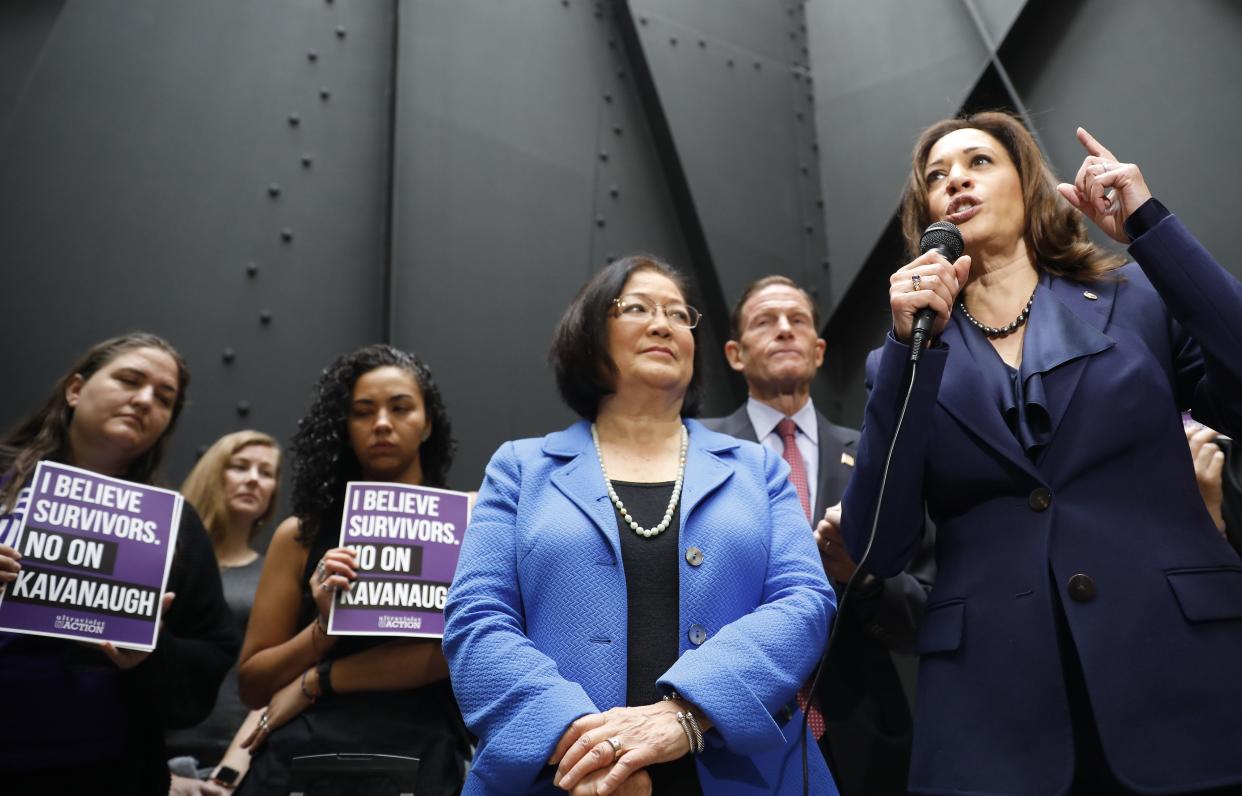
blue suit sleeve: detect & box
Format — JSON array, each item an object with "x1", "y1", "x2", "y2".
[
  {"x1": 443, "y1": 442, "x2": 597, "y2": 792},
  {"x1": 841, "y1": 335, "x2": 949, "y2": 578},
  {"x1": 658, "y1": 448, "x2": 837, "y2": 753},
  {"x1": 1128, "y1": 210, "x2": 1242, "y2": 437}
]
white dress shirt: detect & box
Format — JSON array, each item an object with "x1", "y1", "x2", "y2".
[{"x1": 746, "y1": 397, "x2": 819, "y2": 514}]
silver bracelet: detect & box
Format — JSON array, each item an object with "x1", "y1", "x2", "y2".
[{"x1": 663, "y1": 691, "x2": 705, "y2": 754}]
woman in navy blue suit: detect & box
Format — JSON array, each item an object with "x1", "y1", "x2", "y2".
[
  {"x1": 444, "y1": 256, "x2": 838, "y2": 795},
  {"x1": 842, "y1": 111, "x2": 1242, "y2": 795}
]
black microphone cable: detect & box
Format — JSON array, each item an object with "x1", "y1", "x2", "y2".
[{"x1": 802, "y1": 351, "x2": 923, "y2": 796}]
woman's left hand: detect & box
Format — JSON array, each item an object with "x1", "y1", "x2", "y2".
[
  {"x1": 100, "y1": 592, "x2": 175, "y2": 670},
  {"x1": 551, "y1": 702, "x2": 689, "y2": 794},
  {"x1": 1056, "y1": 127, "x2": 1152, "y2": 244},
  {"x1": 242, "y1": 674, "x2": 313, "y2": 752}
]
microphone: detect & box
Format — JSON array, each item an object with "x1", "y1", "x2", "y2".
[{"x1": 909, "y1": 221, "x2": 964, "y2": 360}]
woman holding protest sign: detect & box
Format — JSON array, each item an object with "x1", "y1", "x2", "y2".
[
  {"x1": 0, "y1": 332, "x2": 238, "y2": 795},
  {"x1": 166, "y1": 430, "x2": 282, "y2": 792},
  {"x1": 235, "y1": 344, "x2": 469, "y2": 796}
]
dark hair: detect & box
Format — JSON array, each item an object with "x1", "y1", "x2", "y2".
[
  {"x1": 900, "y1": 110, "x2": 1124, "y2": 282},
  {"x1": 550, "y1": 255, "x2": 704, "y2": 420},
  {"x1": 1, "y1": 333, "x2": 190, "y2": 511},
  {"x1": 288, "y1": 344, "x2": 454, "y2": 547},
  {"x1": 729, "y1": 275, "x2": 821, "y2": 340}
]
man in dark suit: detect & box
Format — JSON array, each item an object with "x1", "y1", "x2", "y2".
[{"x1": 701, "y1": 275, "x2": 934, "y2": 795}]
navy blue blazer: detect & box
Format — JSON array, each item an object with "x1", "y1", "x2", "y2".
[
  {"x1": 842, "y1": 211, "x2": 1242, "y2": 796},
  {"x1": 444, "y1": 420, "x2": 839, "y2": 795}
]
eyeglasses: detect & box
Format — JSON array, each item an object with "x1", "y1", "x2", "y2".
[{"x1": 611, "y1": 295, "x2": 702, "y2": 329}]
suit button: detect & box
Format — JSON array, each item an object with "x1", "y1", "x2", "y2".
[
  {"x1": 1067, "y1": 574, "x2": 1096, "y2": 603},
  {"x1": 1028, "y1": 487, "x2": 1052, "y2": 512},
  {"x1": 688, "y1": 624, "x2": 708, "y2": 645},
  {"x1": 685, "y1": 546, "x2": 703, "y2": 566}
]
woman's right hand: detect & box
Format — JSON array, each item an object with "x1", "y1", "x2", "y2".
[
  {"x1": 0, "y1": 544, "x2": 21, "y2": 583},
  {"x1": 890, "y1": 251, "x2": 971, "y2": 344},
  {"x1": 309, "y1": 547, "x2": 358, "y2": 624}
]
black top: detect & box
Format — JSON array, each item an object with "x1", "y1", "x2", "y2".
[
  {"x1": 165, "y1": 554, "x2": 265, "y2": 765},
  {"x1": 236, "y1": 518, "x2": 469, "y2": 796},
  {"x1": 0, "y1": 503, "x2": 239, "y2": 795},
  {"x1": 611, "y1": 481, "x2": 701, "y2": 795}
]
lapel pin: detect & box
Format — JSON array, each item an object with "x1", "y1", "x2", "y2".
[
  {"x1": 841, "y1": 452, "x2": 855, "y2": 467},
  {"x1": 1083, "y1": 290, "x2": 1098, "y2": 301}
]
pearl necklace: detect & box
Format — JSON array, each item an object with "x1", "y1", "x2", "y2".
[
  {"x1": 591, "y1": 423, "x2": 688, "y2": 538},
  {"x1": 957, "y1": 289, "x2": 1036, "y2": 338}
]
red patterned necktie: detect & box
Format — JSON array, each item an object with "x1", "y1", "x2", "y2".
[{"x1": 777, "y1": 417, "x2": 826, "y2": 740}]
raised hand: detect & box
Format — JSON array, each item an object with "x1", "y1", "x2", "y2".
[{"x1": 1056, "y1": 127, "x2": 1152, "y2": 243}]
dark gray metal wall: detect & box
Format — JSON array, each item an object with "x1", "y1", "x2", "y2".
[{"x1": 1, "y1": 0, "x2": 1238, "y2": 500}]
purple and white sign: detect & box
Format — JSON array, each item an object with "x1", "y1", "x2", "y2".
[
  {"x1": 328, "y1": 481, "x2": 468, "y2": 638},
  {"x1": 0, "y1": 462, "x2": 181, "y2": 651}
]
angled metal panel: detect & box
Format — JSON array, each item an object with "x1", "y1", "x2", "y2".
[
  {"x1": 0, "y1": 0, "x2": 393, "y2": 485},
  {"x1": 621, "y1": 0, "x2": 827, "y2": 329}
]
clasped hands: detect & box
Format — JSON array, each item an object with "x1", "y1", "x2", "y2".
[{"x1": 549, "y1": 701, "x2": 695, "y2": 795}]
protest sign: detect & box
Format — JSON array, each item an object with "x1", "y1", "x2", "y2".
[
  {"x1": 328, "y1": 481, "x2": 468, "y2": 638},
  {"x1": 0, "y1": 461, "x2": 181, "y2": 651}
]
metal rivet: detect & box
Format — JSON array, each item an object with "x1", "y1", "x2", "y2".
[
  {"x1": 288, "y1": 112, "x2": 300, "y2": 127},
  {"x1": 603, "y1": 92, "x2": 613, "y2": 103},
  {"x1": 307, "y1": 50, "x2": 318, "y2": 62},
  {"x1": 789, "y1": 31, "x2": 797, "y2": 40},
  {"x1": 236, "y1": 400, "x2": 251, "y2": 417},
  {"x1": 616, "y1": 69, "x2": 626, "y2": 80},
  {"x1": 801, "y1": 45, "x2": 808, "y2": 55},
  {"x1": 698, "y1": 39, "x2": 706, "y2": 48},
  {"x1": 805, "y1": 223, "x2": 814, "y2": 235},
  {"x1": 639, "y1": 16, "x2": 647, "y2": 25},
  {"x1": 800, "y1": 163, "x2": 808, "y2": 175},
  {"x1": 259, "y1": 309, "x2": 273, "y2": 324},
  {"x1": 222, "y1": 348, "x2": 236, "y2": 364},
  {"x1": 796, "y1": 111, "x2": 804, "y2": 121},
  {"x1": 246, "y1": 262, "x2": 259, "y2": 277},
  {"x1": 793, "y1": 71, "x2": 801, "y2": 81},
  {"x1": 335, "y1": 26, "x2": 346, "y2": 38},
  {"x1": 612, "y1": 125, "x2": 622, "y2": 136},
  {"x1": 301, "y1": 154, "x2": 313, "y2": 168},
  {"x1": 608, "y1": 38, "x2": 616, "y2": 48},
  {"x1": 609, "y1": 184, "x2": 619, "y2": 197},
  {"x1": 822, "y1": 259, "x2": 831, "y2": 270},
  {"x1": 280, "y1": 228, "x2": 293, "y2": 242},
  {"x1": 268, "y1": 183, "x2": 281, "y2": 197},
  {"x1": 816, "y1": 198, "x2": 824, "y2": 209},
  {"x1": 599, "y1": 150, "x2": 609, "y2": 162},
  {"x1": 561, "y1": 0, "x2": 568, "y2": 5},
  {"x1": 669, "y1": 36, "x2": 677, "y2": 46},
  {"x1": 596, "y1": 215, "x2": 606, "y2": 228},
  {"x1": 754, "y1": 60, "x2": 762, "y2": 69},
  {"x1": 727, "y1": 58, "x2": 734, "y2": 67},
  {"x1": 811, "y1": 142, "x2": 819, "y2": 152},
  {"x1": 319, "y1": 87, "x2": 331, "y2": 100}
]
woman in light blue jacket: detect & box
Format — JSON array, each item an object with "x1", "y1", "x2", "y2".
[{"x1": 444, "y1": 255, "x2": 838, "y2": 795}]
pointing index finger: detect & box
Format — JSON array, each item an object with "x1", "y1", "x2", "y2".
[{"x1": 1076, "y1": 127, "x2": 1116, "y2": 161}]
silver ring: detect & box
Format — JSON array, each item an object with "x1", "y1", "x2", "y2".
[
  {"x1": 606, "y1": 737, "x2": 622, "y2": 761},
  {"x1": 911, "y1": 274, "x2": 922, "y2": 292},
  {"x1": 316, "y1": 560, "x2": 327, "y2": 582}
]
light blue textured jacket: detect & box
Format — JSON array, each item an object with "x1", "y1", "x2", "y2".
[{"x1": 444, "y1": 419, "x2": 838, "y2": 794}]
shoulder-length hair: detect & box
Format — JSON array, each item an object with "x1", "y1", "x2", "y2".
[
  {"x1": 181, "y1": 430, "x2": 282, "y2": 548},
  {"x1": 549, "y1": 254, "x2": 704, "y2": 421},
  {"x1": 900, "y1": 110, "x2": 1124, "y2": 283},
  {"x1": 0, "y1": 332, "x2": 190, "y2": 512},
  {"x1": 288, "y1": 344, "x2": 454, "y2": 548}
]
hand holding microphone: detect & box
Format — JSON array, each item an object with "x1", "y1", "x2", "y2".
[{"x1": 890, "y1": 221, "x2": 971, "y2": 356}]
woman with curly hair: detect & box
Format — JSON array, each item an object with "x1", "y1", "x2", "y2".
[
  {"x1": 235, "y1": 345, "x2": 468, "y2": 796},
  {"x1": 0, "y1": 333, "x2": 237, "y2": 795}
]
